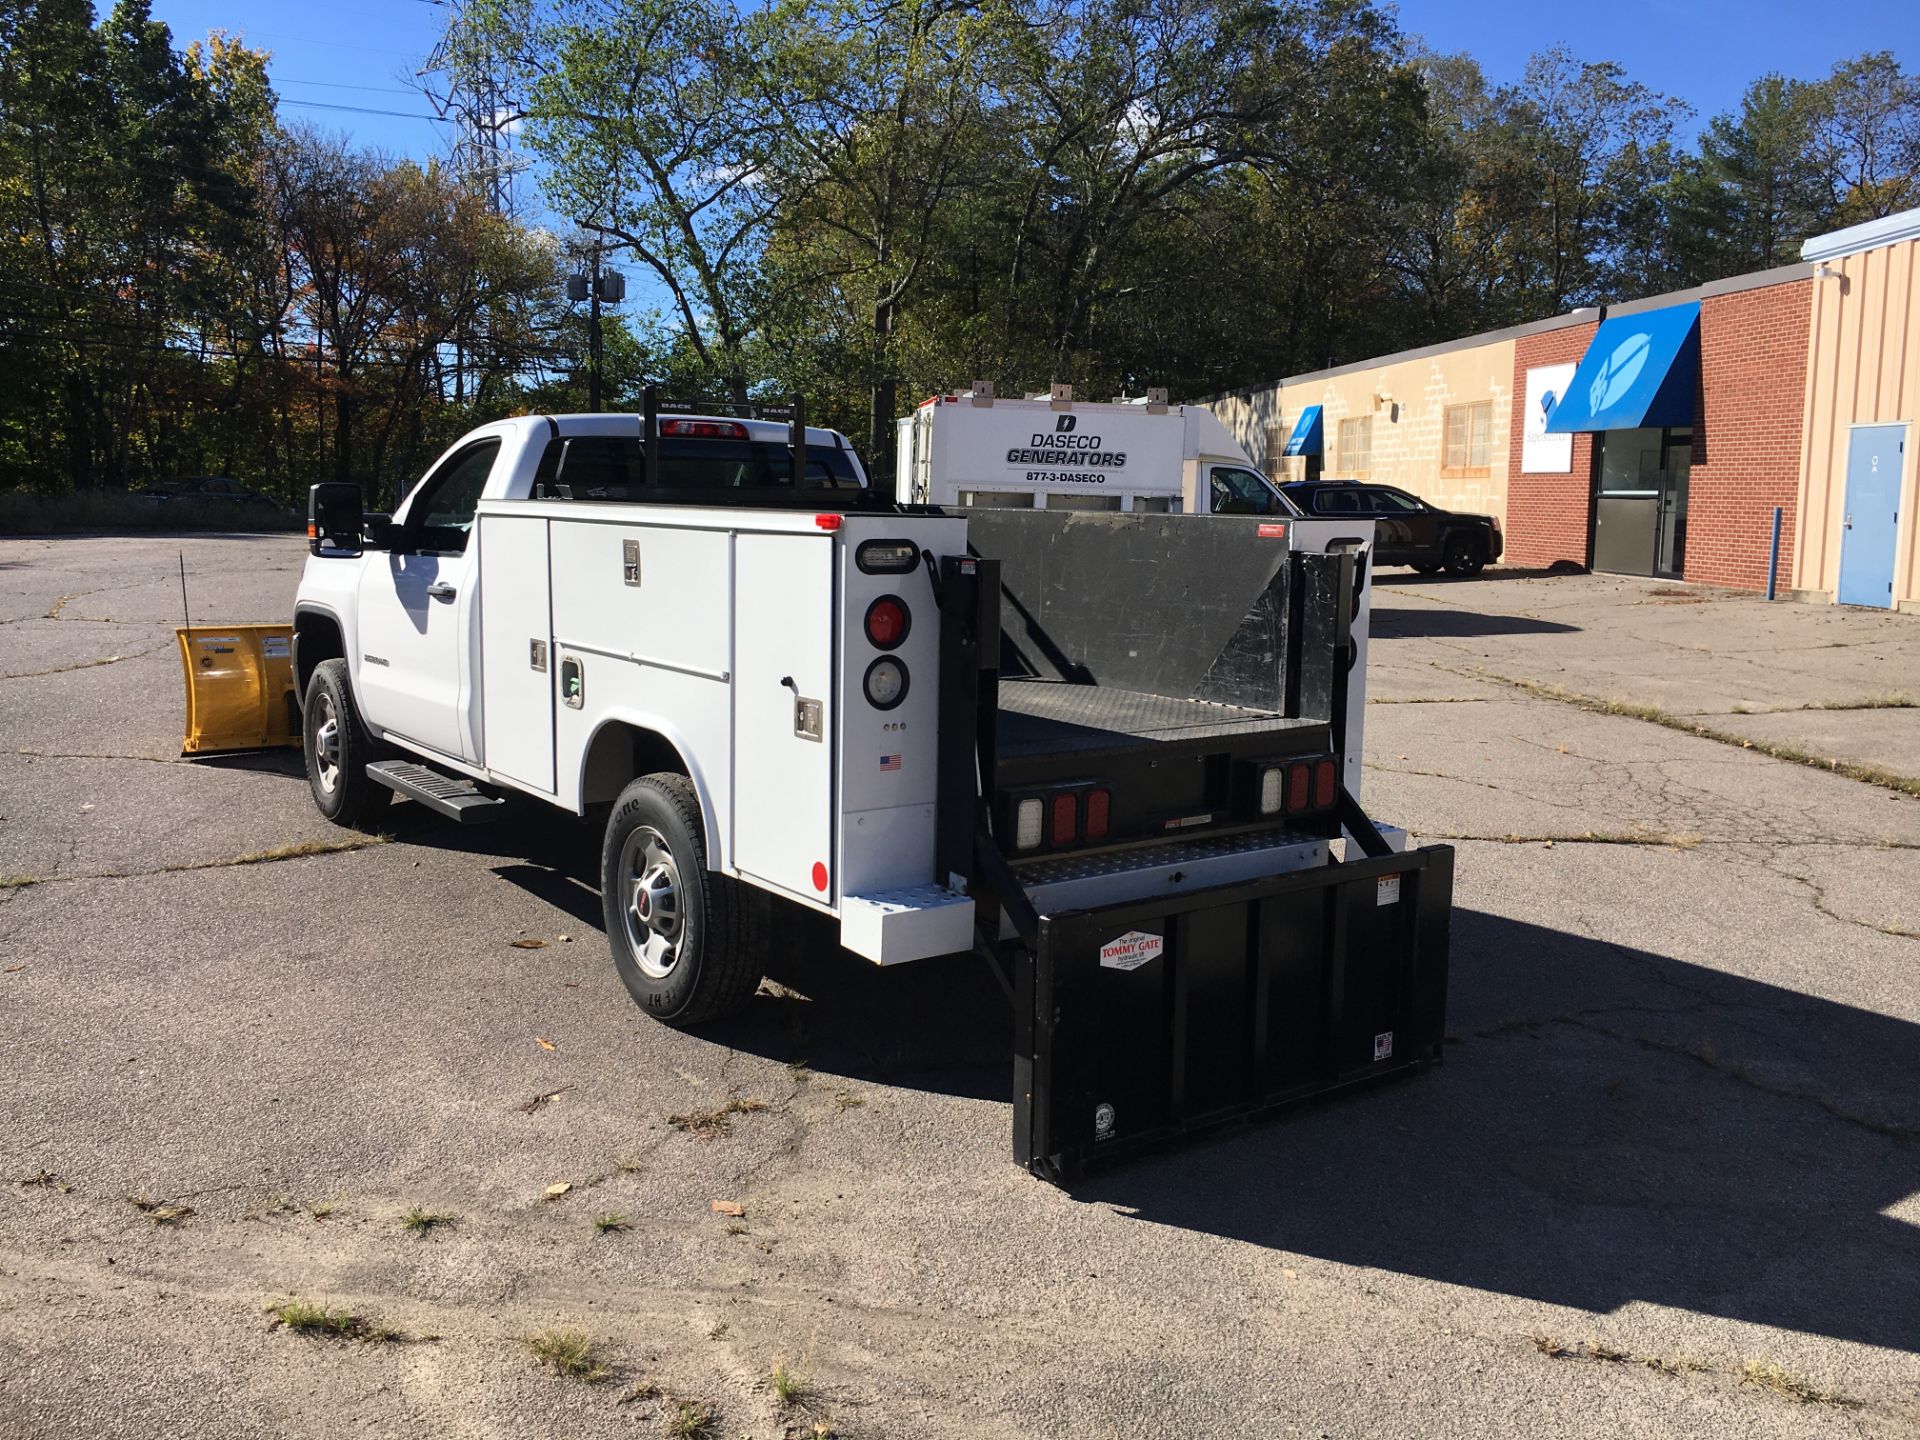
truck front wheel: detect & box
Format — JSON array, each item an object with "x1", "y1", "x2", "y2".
[
  {"x1": 303, "y1": 659, "x2": 391, "y2": 829},
  {"x1": 601, "y1": 774, "x2": 765, "y2": 1027}
]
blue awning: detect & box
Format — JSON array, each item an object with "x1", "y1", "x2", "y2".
[
  {"x1": 1283, "y1": 406, "x2": 1323, "y2": 455},
  {"x1": 1545, "y1": 302, "x2": 1700, "y2": 433}
]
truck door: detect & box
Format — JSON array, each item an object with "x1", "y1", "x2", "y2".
[
  {"x1": 354, "y1": 438, "x2": 498, "y2": 762},
  {"x1": 731, "y1": 531, "x2": 836, "y2": 902}
]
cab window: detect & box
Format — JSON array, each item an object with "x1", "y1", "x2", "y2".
[
  {"x1": 1311, "y1": 487, "x2": 1364, "y2": 515},
  {"x1": 1209, "y1": 466, "x2": 1282, "y2": 515},
  {"x1": 407, "y1": 439, "x2": 500, "y2": 552}
]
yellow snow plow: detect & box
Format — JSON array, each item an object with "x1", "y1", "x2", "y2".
[{"x1": 176, "y1": 624, "x2": 300, "y2": 756}]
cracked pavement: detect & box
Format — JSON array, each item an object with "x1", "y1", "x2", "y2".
[{"x1": 1, "y1": 538, "x2": 1917, "y2": 1439}]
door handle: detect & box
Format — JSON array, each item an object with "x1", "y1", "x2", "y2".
[{"x1": 427, "y1": 581, "x2": 457, "y2": 600}]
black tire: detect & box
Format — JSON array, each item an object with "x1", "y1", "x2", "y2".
[
  {"x1": 1411, "y1": 562, "x2": 1443, "y2": 575},
  {"x1": 1442, "y1": 532, "x2": 1487, "y2": 576},
  {"x1": 601, "y1": 773, "x2": 765, "y2": 1027},
  {"x1": 303, "y1": 659, "x2": 391, "y2": 829}
]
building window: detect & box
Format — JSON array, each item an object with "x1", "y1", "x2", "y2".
[
  {"x1": 1264, "y1": 423, "x2": 1288, "y2": 472},
  {"x1": 1444, "y1": 401, "x2": 1493, "y2": 475},
  {"x1": 1336, "y1": 416, "x2": 1372, "y2": 477}
]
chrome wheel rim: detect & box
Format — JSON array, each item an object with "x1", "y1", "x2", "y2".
[
  {"x1": 620, "y1": 826, "x2": 683, "y2": 980},
  {"x1": 311, "y1": 692, "x2": 341, "y2": 794}
]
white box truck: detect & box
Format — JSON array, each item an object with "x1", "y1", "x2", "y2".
[
  {"x1": 292, "y1": 392, "x2": 1452, "y2": 1179},
  {"x1": 896, "y1": 383, "x2": 1296, "y2": 517}
]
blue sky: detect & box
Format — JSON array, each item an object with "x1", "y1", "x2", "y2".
[{"x1": 148, "y1": 0, "x2": 1918, "y2": 172}]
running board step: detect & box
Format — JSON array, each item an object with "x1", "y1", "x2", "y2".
[{"x1": 366, "y1": 759, "x2": 505, "y2": 823}]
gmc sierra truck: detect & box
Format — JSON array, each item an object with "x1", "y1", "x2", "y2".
[{"x1": 294, "y1": 393, "x2": 1454, "y2": 1179}]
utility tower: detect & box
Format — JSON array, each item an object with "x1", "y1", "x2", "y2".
[{"x1": 420, "y1": 1, "x2": 525, "y2": 214}]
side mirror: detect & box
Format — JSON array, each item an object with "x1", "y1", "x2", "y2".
[{"x1": 308, "y1": 482, "x2": 391, "y2": 555}]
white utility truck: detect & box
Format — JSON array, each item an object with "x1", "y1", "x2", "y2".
[
  {"x1": 896, "y1": 382, "x2": 1296, "y2": 517},
  {"x1": 295, "y1": 392, "x2": 1453, "y2": 1179}
]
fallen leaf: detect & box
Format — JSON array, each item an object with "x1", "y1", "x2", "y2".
[
  {"x1": 535, "y1": 1037, "x2": 557, "y2": 1051},
  {"x1": 544, "y1": 1182, "x2": 571, "y2": 1198},
  {"x1": 3, "y1": 964, "x2": 24, "y2": 973},
  {"x1": 710, "y1": 1200, "x2": 744, "y2": 1217},
  {"x1": 511, "y1": 938, "x2": 548, "y2": 950}
]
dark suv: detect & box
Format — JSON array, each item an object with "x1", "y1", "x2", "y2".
[{"x1": 1277, "y1": 481, "x2": 1502, "y2": 575}]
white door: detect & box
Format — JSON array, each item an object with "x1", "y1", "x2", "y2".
[
  {"x1": 477, "y1": 514, "x2": 554, "y2": 792},
  {"x1": 355, "y1": 438, "x2": 500, "y2": 761},
  {"x1": 731, "y1": 532, "x2": 837, "y2": 902}
]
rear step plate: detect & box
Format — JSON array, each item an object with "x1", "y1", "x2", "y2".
[{"x1": 366, "y1": 760, "x2": 505, "y2": 823}]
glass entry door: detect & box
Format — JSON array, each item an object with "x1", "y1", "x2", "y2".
[{"x1": 1592, "y1": 427, "x2": 1693, "y2": 577}]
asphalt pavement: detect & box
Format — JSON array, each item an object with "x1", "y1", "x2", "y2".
[{"x1": 1, "y1": 537, "x2": 1916, "y2": 1439}]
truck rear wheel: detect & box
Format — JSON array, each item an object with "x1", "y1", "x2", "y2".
[
  {"x1": 303, "y1": 659, "x2": 391, "y2": 829},
  {"x1": 601, "y1": 773, "x2": 765, "y2": 1027}
]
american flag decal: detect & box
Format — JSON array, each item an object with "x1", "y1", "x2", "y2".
[{"x1": 879, "y1": 754, "x2": 902, "y2": 771}]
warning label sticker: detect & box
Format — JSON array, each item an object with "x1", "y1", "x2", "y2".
[
  {"x1": 1374, "y1": 1031, "x2": 1394, "y2": 1061},
  {"x1": 1376, "y1": 874, "x2": 1402, "y2": 907},
  {"x1": 262, "y1": 635, "x2": 291, "y2": 659},
  {"x1": 1098, "y1": 930, "x2": 1164, "y2": 971}
]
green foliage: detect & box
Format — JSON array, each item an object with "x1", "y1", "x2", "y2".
[{"x1": 4, "y1": 2, "x2": 1918, "y2": 500}]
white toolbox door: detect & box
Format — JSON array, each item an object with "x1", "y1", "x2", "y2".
[
  {"x1": 732, "y1": 531, "x2": 836, "y2": 902},
  {"x1": 477, "y1": 514, "x2": 555, "y2": 793}
]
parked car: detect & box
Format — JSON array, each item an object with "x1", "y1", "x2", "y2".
[
  {"x1": 141, "y1": 476, "x2": 292, "y2": 515},
  {"x1": 1276, "y1": 480, "x2": 1502, "y2": 575}
]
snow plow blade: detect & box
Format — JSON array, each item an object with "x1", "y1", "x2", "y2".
[
  {"x1": 1013, "y1": 843, "x2": 1454, "y2": 1182},
  {"x1": 176, "y1": 624, "x2": 300, "y2": 755}
]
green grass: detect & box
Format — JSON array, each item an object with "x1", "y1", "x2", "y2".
[
  {"x1": 593, "y1": 1213, "x2": 630, "y2": 1234},
  {"x1": 663, "y1": 1398, "x2": 713, "y2": 1437},
  {"x1": 524, "y1": 1327, "x2": 610, "y2": 1383},
  {"x1": 399, "y1": 1207, "x2": 456, "y2": 1236},
  {"x1": 270, "y1": 1298, "x2": 401, "y2": 1342},
  {"x1": 770, "y1": 1356, "x2": 813, "y2": 1406}
]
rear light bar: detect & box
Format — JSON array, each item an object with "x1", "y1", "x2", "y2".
[
  {"x1": 660, "y1": 418, "x2": 748, "y2": 440},
  {"x1": 1010, "y1": 785, "x2": 1110, "y2": 853},
  {"x1": 1255, "y1": 755, "x2": 1343, "y2": 818}
]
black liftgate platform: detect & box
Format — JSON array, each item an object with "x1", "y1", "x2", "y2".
[{"x1": 944, "y1": 511, "x2": 1456, "y2": 1181}]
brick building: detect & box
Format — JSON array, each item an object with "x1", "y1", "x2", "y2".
[{"x1": 1204, "y1": 206, "x2": 1920, "y2": 611}]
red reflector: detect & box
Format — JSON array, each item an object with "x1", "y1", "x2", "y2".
[
  {"x1": 1084, "y1": 789, "x2": 1110, "y2": 840},
  {"x1": 1314, "y1": 758, "x2": 1337, "y2": 808},
  {"x1": 814, "y1": 513, "x2": 842, "y2": 531},
  {"x1": 660, "y1": 418, "x2": 748, "y2": 440},
  {"x1": 865, "y1": 596, "x2": 908, "y2": 649},
  {"x1": 1287, "y1": 763, "x2": 1311, "y2": 813},
  {"x1": 1050, "y1": 793, "x2": 1077, "y2": 846},
  {"x1": 1257, "y1": 522, "x2": 1288, "y2": 538}
]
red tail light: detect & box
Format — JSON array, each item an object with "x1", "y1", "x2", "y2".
[
  {"x1": 1084, "y1": 789, "x2": 1110, "y2": 841},
  {"x1": 1314, "y1": 758, "x2": 1338, "y2": 808},
  {"x1": 1050, "y1": 793, "x2": 1078, "y2": 846},
  {"x1": 864, "y1": 595, "x2": 909, "y2": 649},
  {"x1": 1287, "y1": 763, "x2": 1311, "y2": 813},
  {"x1": 660, "y1": 418, "x2": 747, "y2": 440}
]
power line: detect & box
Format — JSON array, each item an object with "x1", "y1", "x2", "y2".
[
  {"x1": 271, "y1": 77, "x2": 424, "y2": 97},
  {"x1": 280, "y1": 98, "x2": 448, "y2": 123}
]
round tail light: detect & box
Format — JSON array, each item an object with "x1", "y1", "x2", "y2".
[{"x1": 865, "y1": 595, "x2": 910, "y2": 650}]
